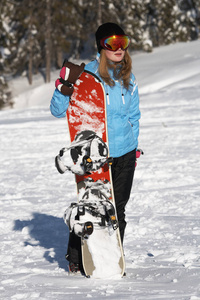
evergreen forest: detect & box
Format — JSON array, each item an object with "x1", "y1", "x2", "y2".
[{"x1": 0, "y1": 0, "x2": 200, "y2": 108}]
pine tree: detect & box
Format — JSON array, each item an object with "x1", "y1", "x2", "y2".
[
  {"x1": 125, "y1": 0, "x2": 146, "y2": 50},
  {"x1": 0, "y1": 53, "x2": 12, "y2": 109},
  {"x1": 50, "y1": 0, "x2": 75, "y2": 67},
  {"x1": 176, "y1": 0, "x2": 200, "y2": 41},
  {"x1": 0, "y1": 0, "x2": 12, "y2": 108},
  {"x1": 155, "y1": 0, "x2": 178, "y2": 45},
  {"x1": 70, "y1": 0, "x2": 99, "y2": 59},
  {"x1": 6, "y1": 0, "x2": 43, "y2": 81}
]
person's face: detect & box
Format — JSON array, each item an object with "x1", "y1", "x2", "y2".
[{"x1": 104, "y1": 48, "x2": 125, "y2": 62}]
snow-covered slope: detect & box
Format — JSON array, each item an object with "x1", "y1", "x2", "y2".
[{"x1": 0, "y1": 40, "x2": 200, "y2": 299}]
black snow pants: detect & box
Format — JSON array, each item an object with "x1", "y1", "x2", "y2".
[
  {"x1": 111, "y1": 148, "x2": 136, "y2": 243},
  {"x1": 66, "y1": 149, "x2": 136, "y2": 264}
]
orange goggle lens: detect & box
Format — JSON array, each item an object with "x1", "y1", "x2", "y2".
[{"x1": 100, "y1": 35, "x2": 130, "y2": 51}]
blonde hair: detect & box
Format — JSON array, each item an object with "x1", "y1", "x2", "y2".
[{"x1": 98, "y1": 49, "x2": 132, "y2": 90}]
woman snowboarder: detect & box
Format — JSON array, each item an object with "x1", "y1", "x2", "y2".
[{"x1": 50, "y1": 22, "x2": 141, "y2": 273}]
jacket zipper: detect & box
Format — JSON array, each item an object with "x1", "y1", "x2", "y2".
[
  {"x1": 106, "y1": 93, "x2": 110, "y2": 105},
  {"x1": 121, "y1": 83, "x2": 125, "y2": 104},
  {"x1": 105, "y1": 82, "x2": 125, "y2": 105}
]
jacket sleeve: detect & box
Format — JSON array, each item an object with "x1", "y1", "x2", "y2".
[
  {"x1": 50, "y1": 89, "x2": 70, "y2": 118},
  {"x1": 129, "y1": 76, "x2": 141, "y2": 148}
]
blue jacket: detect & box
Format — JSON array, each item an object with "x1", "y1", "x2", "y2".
[{"x1": 50, "y1": 55, "x2": 140, "y2": 158}]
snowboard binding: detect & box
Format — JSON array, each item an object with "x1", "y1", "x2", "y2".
[
  {"x1": 81, "y1": 185, "x2": 118, "y2": 230},
  {"x1": 55, "y1": 130, "x2": 113, "y2": 175},
  {"x1": 64, "y1": 180, "x2": 119, "y2": 239},
  {"x1": 73, "y1": 221, "x2": 94, "y2": 238}
]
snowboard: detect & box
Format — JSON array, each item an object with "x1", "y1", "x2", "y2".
[{"x1": 64, "y1": 70, "x2": 125, "y2": 278}]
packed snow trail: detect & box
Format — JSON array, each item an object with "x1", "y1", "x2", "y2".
[{"x1": 0, "y1": 40, "x2": 200, "y2": 299}]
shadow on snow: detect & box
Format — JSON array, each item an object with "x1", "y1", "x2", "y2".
[{"x1": 13, "y1": 212, "x2": 69, "y2": 271}]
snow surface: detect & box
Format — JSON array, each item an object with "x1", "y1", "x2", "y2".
[{"x1": 1, "y1": 40, "x2": 200, "y2": 299}]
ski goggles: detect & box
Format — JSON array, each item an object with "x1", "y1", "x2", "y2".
[{"x1": 100, "y1": 35, "x2": 130, "y2": 51}]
